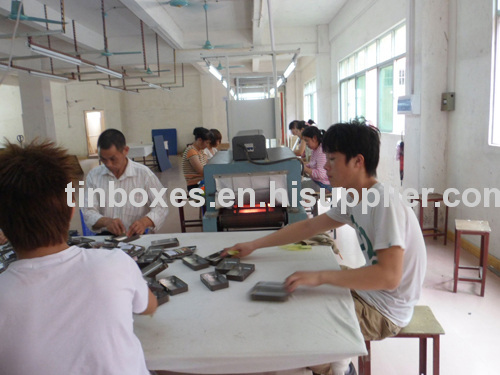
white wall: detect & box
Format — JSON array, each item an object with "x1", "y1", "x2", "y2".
[
  {"x1": 0, "y1": 75, "x2": 23, "y2": 143},
  {"x1": 319, "y1": 0, "x2": 500, "y2": 259},
  {"x1": 446, "y1": 0, "x2": 500, "y2": 255},
  {"x1": 326, "y1": 0, "x2": 406, "y2": 188}
]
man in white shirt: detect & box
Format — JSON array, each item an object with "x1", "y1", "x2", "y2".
[
  {"x1": 0, "y1": 141, "x2": 157, "y2": 375},
  {"x1": 83, "y1": 129, "x2": 168, "y2": 236},
  {"x1": 225, "y1": 119, "x2": 427, "y2": 375}
]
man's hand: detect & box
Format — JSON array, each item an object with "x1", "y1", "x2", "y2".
[
  {"x1": 127, "y1": 217, "x2": 154, "y2": 237},
  {"x1": 222, "y1": 241, "x2": 257, "y2": 258},
  {"x1": 101, "y1": 218, "x2": 127, "y2": 235},
  {"x1": 285, "y1": 271, "x2": 325, "y2": 292}
]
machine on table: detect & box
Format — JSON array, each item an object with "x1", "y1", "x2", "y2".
[{"x1": 203, "y1": 132, "x2": 307, "y2": 232}]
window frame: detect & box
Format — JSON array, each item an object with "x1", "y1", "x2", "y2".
[{"x1": 338, "y1": 22, "x2": 406, "y2": 134}]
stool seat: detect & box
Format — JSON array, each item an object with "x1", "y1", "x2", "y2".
[
  {"x1": 455, "y1": 219, "x2": 491, "y2": 233},
  {"x1": 413, "y1": 193, "x2": 449, "y2": 245},
  {"x1": 358, "y1": 305, "x2": 444, "y2": 375},
  {"x1": 454, "y1": 219, "x2": 490, "y2": 296}
]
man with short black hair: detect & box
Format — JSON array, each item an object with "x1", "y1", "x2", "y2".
[
  {"x1": 83, "y1": 128, "x2": 168, "y2": 236},
  {"x1": 225, "y1": 118, "x2": 427, "y2": 375},
  {"x1": 0, "y1": 141, "x2": 157, "y2": 375}
]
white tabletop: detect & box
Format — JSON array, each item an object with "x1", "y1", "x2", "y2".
[
  {"x1": 129, "y1": 231, "x2": 366, "y2": 374},
  {"x1": 128, "y1": 143, "x2": 154, "y2": 158}
]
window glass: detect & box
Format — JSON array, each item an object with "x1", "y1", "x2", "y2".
[
  {"x1": 356, "y1": 75, "x2": 366, "y2": 118},
  {"x1": 340, "y1": 81, "x2": 348, "y2": 122},
  {"x1": 378, "y1": 33, "x2": 393, "y2": 63},
  {"x1": 356, "y1": 49, "x2": 366, "y2": 72},
  {"x1": 347, "y1": 55, "x2": 355, "y2": 76},
  {"x1": 338, "y1": 22, "x2": 406, "y2": 133},
  {"x1": 365, "y1": 69, "x2": 377, "y2": 125},
  {"x1": 366, "y1": 43, "x2": 377, "y2": 68},
  {"x1": 378, "y1": 64, "x2": 394, "y2": 132},
  {"x1": 394, "y1": 25, "x2": 406, "y2": 56},
  {"x1": 347, "y1": 78, "x2": 356, "y2": 120}
]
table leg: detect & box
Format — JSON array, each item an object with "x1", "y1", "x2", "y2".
[
  {"x1": 433, "y1": 205, "x2": 438, "y2": 240},
  {"x1": 480, "y1": 233, "x2": 489, "y2": 297},
  {"x1": 433, "y1": 335, "x2": 440, "y2": 375},
  {"x1": 453, "y1": 231, "x2": 461, "y2": 293},
  {"x1": 419, "y1": 337, "x2": 427, "y2": 375}
]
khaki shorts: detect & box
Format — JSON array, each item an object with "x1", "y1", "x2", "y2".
[{"x1": 351, "y1": 290, "x2": 401, "y2": 341}]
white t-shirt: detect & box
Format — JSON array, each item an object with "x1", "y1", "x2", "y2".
[
  {"x1": 204, "y1": 147, "x2": 218, "y2": 159},
  {"x1": 326, "y1": 182, "x2": 427, "y2": 326},
  {"x1": 0, "y1": 246, "x2": 151, "y2": 375}
]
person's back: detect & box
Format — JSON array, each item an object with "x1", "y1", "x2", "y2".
[
  {"x1": 0, "y1": 141, "x2": 156, "y2": 375},
  {"x1": 0, "y1": 247, "x2": 150, "y2": 375}
]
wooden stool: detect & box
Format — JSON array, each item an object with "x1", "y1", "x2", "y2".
[
  {"x1": 453, "y1": 219, "x2": 491, "y2": 296},
  {"x1": 178, "y1": 197, "x2": 204, "y2": 232},
  {"x1": 358, "y1": 306, "x2": 445, "y2": 375},
  {"x1": 413, "y1": 193, "x2": 449, "y2": 245}
]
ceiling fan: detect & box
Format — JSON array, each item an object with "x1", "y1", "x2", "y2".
[
  {"x1": 7, "y1": 0, "x2": 66, "y2": 25},
  {"x1": 198, "y1": 1, "x2": 241, "y2": 50},
  {"x1": 130, "y1": 66, "x2": 171, "y2": 75},
  {"x1": 216, "y1": 61, "x2": 244, "y2": 71}
]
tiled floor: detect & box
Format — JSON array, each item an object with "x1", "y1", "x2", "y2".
[{"x1": 76, "y1": 155, "x2": 500, "y2": 375}]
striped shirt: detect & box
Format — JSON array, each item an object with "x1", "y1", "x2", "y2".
[
  {"x1": 82, "y1": 159, "x2": 168, "y2": 232},
  {"x1": 182, "y1": 145, "x2": 207, "y2": 186}
]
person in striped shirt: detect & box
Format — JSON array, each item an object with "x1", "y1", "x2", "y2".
[
  {"x1": 82, "y1": 129, "x2": 168, "y2": 236},
  {"x1": 301, "y1": 126, "x2": 333, "y2": 193},
  {"x1": 182, "y1": 127, "x2": 212, "y2": 191}
]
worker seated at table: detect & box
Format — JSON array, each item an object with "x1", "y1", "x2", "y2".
[
  {"x1": 204, "y1": 128, "x2": 222, "y2": 159},
  {"x1": 289, "y1": 119, "x2": 309, "y2": 159},
  {"x1": 0, "y1": 140, "x2": 157, "y2": 375},
  {"x1": 225, "y1": 118, "x2": 427, "y2": 375},
  {"x1": 82, "y1": 129, "x2": 168, "y2": 236},
  {"x1": 300, "y1": 125, "x2": 333, "y2": 193},
  {"x1": 182, "y1": 127, "x2": 212, "y2": 191}
]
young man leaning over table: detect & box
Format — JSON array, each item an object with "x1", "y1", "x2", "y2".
[
  {"x1": 224, "y1": 118, "x2": 427, "y2": 375},
  {"x1": 0, "y1": 141, "x2": 157, "y2": 375}
]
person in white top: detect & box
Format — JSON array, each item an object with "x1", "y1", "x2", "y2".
[
  {"x1": 82, "y1": 129, "x2": 168, "y2": 236},
  {"x1": 224, "y1": 119, "x2": 427, "y2": 375},
  {"x1": 204, "y1": 128, "x2": 222, "y2": 159},
  {"x1": 0, "y1": 141, "x2": 157, "y2": 375}
]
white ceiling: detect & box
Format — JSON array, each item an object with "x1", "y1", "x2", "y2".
[{"x1": 0, "y1": 0, "x2": 347, "y2": 89}]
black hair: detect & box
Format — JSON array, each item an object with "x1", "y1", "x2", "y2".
[
  {"x1": 307, "y1": 119, "x2": 315, "y2": 125},
  {"x1": 288, "y1": 120, "x2": 308, "y2": 131},
  {"x1": 97, "y1": 129, "x2": 126, "y2": 151},
  {"x1": 193, "y1": 127, "x2": 211, "y2": 141},
  {"x1": 0, "y1": 141, "x2": 78, "y2": 251},
  {"x1": 323, "y1": 117, "x2": 381, "y2": 177},
  {"x1": 209, "y1": 128, "x2": 222, "y2": 147},
  {"x1": 302, "y1": 126, "x2": 325, "y2": 145}
]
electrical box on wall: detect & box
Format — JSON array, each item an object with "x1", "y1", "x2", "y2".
[
  {"x1": 441, "y1": 92, "x2": 455, "y2": 111},
  {"x1": 397, "y1": 95, "x2": 420, "y2": 115}
]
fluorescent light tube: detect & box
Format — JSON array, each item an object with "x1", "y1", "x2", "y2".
[
  {"x1": 222, "y1": 79, "x2": 228, "y2": 88},
  {"x1": 277, "y1": 77, "x2": 284, "y2": 87},
  {"x1": 148, "y1": 82, "x2": 162, "y2": 89},
  {"x1": 29, "y1": 70, "x2": 69, "y2": 81},
  {"x1": 283, "y1": 60, "x2": 296, "y2": 79},
  {"x1": 29, "y1": 44, "x2": 82, "y2": 66},
  {"x1": 94, "y1": 65, "x2": 123, "y2": 79},
  {"x1": 208, "y1": 64, "x2": 222, "y2": 81}
]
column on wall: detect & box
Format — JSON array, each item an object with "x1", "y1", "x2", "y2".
[
  {"x1": 404, "y1": 0, "x2": 450, "y2": 193},
  {"x1": 17, "y1": 73, "x2": 57, "y2": 143}
]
